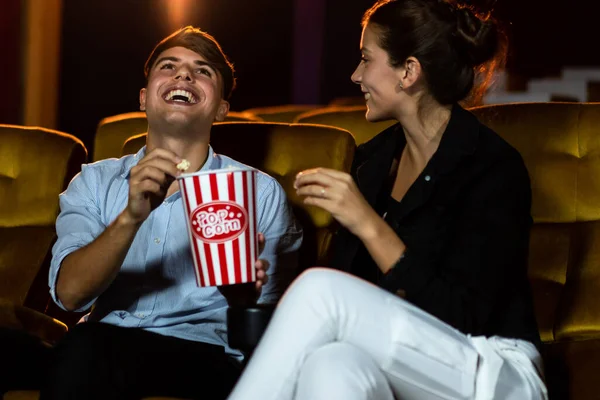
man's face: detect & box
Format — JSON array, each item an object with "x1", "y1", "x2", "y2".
[{"x1": 139, "y1": 46, "x2": 229, "y2": 129}]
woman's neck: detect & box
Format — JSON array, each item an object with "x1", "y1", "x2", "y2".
[{"x1": 397, "y1": 102, "x2": 452, "y2": 167}]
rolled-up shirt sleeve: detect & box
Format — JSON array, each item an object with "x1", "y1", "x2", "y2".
[
  {"x1": 49, "y1": 164, "x2": 106, "y2": 312},
  {"x1": 255, "y1": 177, "x2": 303, "y2": 304}
]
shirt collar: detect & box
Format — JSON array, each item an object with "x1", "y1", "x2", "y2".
[{"x1": 120, "y1": 145, "x2": 218, "y2": 179}]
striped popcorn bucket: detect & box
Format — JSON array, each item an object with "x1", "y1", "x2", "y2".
[{"x1": 177, "y1": 167, "x2": 258, "y2": 287}]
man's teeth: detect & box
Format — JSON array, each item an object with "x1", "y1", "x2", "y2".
[
  {"x1": 165, "y1": 89, "x2": 196, "y2": 103},
  {"x1": 364, "y1": 93, "x2": 371, "y2": 100}
]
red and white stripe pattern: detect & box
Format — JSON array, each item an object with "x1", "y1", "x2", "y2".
[{"x1": 178, "y1": 168, "x2": 258, "y2": 287}]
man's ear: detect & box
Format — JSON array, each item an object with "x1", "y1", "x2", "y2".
[
  {"x1": 139, "y1": 88, "x2": 147, "y2": 111},
  {"x1": 214, "y1": 100, "x2": 230, "y2": 122}
]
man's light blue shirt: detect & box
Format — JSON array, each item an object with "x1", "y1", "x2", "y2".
[{"x1": 50, "y1": 146, "x2": 302, "y2": 356}]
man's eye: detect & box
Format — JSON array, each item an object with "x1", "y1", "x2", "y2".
[
  {"x1": 197, "y1": 67, "x2": 212, "y2": 77},
  {"x1": 161, "y1": 63, "x2": 175, "y2": 70},
  {"x1": 361, "y1": 56, "x2": 369, "y2": 63}
]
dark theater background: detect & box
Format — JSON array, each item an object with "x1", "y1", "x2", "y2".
[
  {"x1": 4, "y1": 2, "x2": 600, "y2": 400},
  {"x1": 1, "y1": 0, "x2": 598, "y2": 154}
]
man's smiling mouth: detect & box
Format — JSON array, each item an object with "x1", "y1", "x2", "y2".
[{"x1": 163, "y1": 89, "x2": 198, "y2": 104}]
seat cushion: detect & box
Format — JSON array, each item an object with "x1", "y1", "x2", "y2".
[
  {"x1": 544, "y1": 338, "x2": 600, "y2": 400},
  {"x1": 0, "y1": 227, "x2": 56, "y2": 307},
  {"x1": 0, "y1": 300, "x2": 67, "y2": 345},
  {"x1": 3, "y1": 390, "x2": 39, "y2": 400}
]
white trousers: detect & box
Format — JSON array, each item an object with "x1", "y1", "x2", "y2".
[{"x1": 228, "y1": 268, "x2": 548, "y2": 400}]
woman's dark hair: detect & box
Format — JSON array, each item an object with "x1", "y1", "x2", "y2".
[
  {"x1": 145, "y1": 26, "x2": 236, "y2": 99},
  {"x1": 363, "y1": 0, "x2": 506, "y2": 106}
]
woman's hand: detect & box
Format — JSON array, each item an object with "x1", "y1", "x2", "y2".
[{"x1": 294, "y1": 168, "x2": 378, "y2": 239}]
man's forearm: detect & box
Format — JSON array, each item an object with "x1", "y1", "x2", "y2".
[{"x1": 56, "y1": 211, "x2": 142, "y2": 311}]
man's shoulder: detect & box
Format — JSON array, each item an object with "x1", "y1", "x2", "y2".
[
  {"x1": 67, "y1": 155, "x2": 136, "y2": 197},
  {"x1": 79, "y1": 154, "x2": 136, "y2": 180}
]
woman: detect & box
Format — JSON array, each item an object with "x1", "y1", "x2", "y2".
[{"x1": 228, "y1": 0, "x2": 548, "y2": 399}]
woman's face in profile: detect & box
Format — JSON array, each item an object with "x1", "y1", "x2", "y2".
[{"x1": 351, "y1": 24, "x2": 404, "y2": 122}]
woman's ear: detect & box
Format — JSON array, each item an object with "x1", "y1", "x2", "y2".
[{"x1": 397, "y1": 56, "x2": 422, "y2": 91}]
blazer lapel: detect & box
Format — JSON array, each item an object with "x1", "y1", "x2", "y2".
[
  {"x1": 330, "y1": 124, "x2": 400, "y2": 272},
  {"x1": 355, "y1": 124, "x2": 402, "y2": 209},
  {"x1": 376, "y1": 105, "x2": 480, "y2": 223}
]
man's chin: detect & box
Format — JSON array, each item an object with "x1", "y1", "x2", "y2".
[
  {"x1": 148, "y1": 113, "x2": 205, "y2": 134},
  {"x1": 162, "y1": 111, "x2": 208, "y2": 126}
]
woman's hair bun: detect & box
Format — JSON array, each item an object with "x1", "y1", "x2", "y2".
[{"x1": 454, "y1": 7, "x2": 499, "y2": 66}]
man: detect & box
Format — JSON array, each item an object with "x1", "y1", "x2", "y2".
[{"x1": 41, "y1": 26, "x2": 302, "y2": 399}]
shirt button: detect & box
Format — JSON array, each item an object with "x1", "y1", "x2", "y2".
[
  {"x1": 136, "y1": 313, "x2": 145, "y2": 318},
  {"x1": 154, "y1": 237, "x2": 161, "y2": 244},
  {"x1": 424, "y1": 175, "x2": 431, "y2": 182}
]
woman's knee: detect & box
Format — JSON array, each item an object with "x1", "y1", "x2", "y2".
[
  {"x1": 296, "y1": 343, "x2": 394, "y2": 400},
  {"x1": 275, "y1": 268, "x2": 342, "y2": 313},
  {"x1": 286, "y1": 268, "x2": 341, "y2": 298}
]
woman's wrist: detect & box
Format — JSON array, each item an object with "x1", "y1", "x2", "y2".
[
  {"x1": 356, "y1": 209, "x2": 407, "y2": 274},
  {"x1": 353, "y1": 208, "x2": 382, "y2": 241}
]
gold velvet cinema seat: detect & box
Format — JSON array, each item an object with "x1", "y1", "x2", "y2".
[
  {"x1": 93, "y1": 111, "x2": 148, "y2": 162},
  {"x1": 470, "y1": 102, "x2": 600, "y2": 400},
  {"x1": 241, "y1": 104, "x2": 321, "y2": 123},
  {"x1": 92, "y1": 111, "x2": 262, "y2": 162},
  {"x1": 0, "y1": 124, "x2": 87, "y2": 344},
  {"x1": 293, "y1": 105, "x2": 396, "y2": 145},
  {"x1": 0, "y1": 125, "x2": 86, "y2": 400}
]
